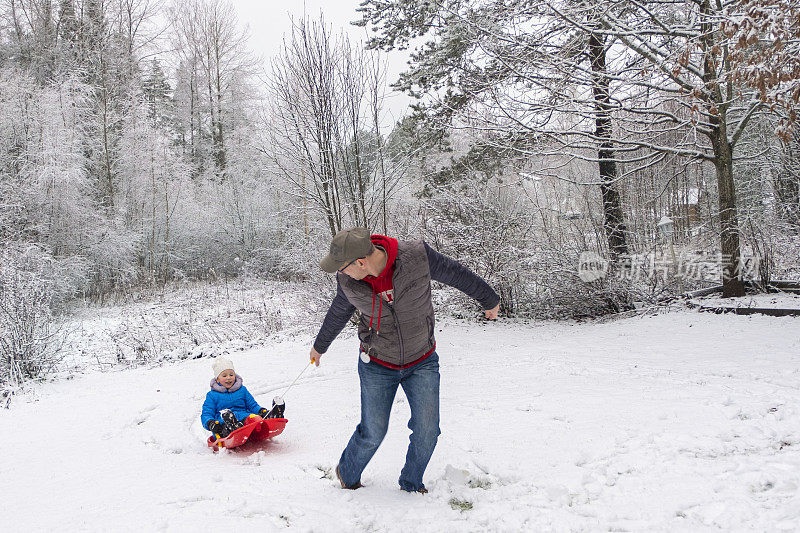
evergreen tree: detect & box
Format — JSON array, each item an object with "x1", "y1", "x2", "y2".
[
  {"x1": 356, "y1": 0, "x2": 631, "y2": 256},
  {"x1": 142, "y1": 58, "x2": 173, "y2": 128}
]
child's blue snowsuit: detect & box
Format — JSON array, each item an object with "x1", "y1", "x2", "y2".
[{"x1": 201, "y1": 375, "x2": 264, "y2": 429}]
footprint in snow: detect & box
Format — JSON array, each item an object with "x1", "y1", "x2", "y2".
[{"x1": 130, "y1": 404, "x2": 159, "y2": 426}]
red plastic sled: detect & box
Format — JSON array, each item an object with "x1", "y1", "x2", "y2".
[{"x1": 207, "y1": 416, "x2": 288, "y2": 451}]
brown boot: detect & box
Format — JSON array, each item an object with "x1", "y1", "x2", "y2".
[{"x1": 335, "y1": 464, "x2": 363, "y2": 490}]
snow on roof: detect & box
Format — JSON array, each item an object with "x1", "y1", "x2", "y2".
[{"x1": 678, "y1": 188, "x2": 701, "y2": 205}]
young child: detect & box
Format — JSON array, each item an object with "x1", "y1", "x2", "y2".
[{"x1": 201, "y1": 358, "x2": 286, "y2": 440}]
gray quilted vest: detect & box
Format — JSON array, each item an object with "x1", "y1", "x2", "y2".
[{"x1": 337, "y1": 240, "x2": 435, "y2": 367}]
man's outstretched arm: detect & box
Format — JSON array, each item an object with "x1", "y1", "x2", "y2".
[
  {"x1": 311, "y1": 277, "x2": 356, "y2": 365},
  {"x1": 424, "y1": 242, "x2": 500, "y2": 317}
]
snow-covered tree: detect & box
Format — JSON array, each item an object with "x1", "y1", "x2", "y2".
[
  {"x1": 266, "y1": 16, "x2": 400, "y2": 237},
  {"x1": 170, "y1": 0, "x2": 255, "y2": 181},
  {"x1": 726, "y1": 0, "x2": 800, "y2": 137},
  {"x1": 356, "y1": 0, "x2": 632, "y2": 257},
  {"x1": 357, "y1": 0, "x2": 783, "y2": 297}
]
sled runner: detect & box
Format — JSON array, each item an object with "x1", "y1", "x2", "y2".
[{"x1": 207, "y1": 415, "x2": 287, "y2": 451}]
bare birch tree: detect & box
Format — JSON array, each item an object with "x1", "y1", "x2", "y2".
[
  {"x1": 170, "y1": 0, "x2": 253, "y2": 180},
  {"x1": 265, "y1": 16, "x2": 402, "y2": 237}
]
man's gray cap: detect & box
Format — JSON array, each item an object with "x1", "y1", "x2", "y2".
[{"x1": 319, "y1": 227, "x2": 373, "y2": 273}]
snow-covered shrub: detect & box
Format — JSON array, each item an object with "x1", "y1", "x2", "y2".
[
  {"x1": 421, "y1": 179, "x2": 632, "y2": 318},
  {"x1": 0, "y1": 245, "x2": 75, "y2": 393},
  {"x1": 731, "y1": 116, "x2": 800, "y2": 285},
  {"x1": 239, "y1": 220, "x2": 331, "y2": 283}
]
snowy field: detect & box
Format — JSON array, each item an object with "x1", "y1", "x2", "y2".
[
  {"x1": 3, "y1": 310, "x2": 800, "y2": 531},
  {"x1": 55, "y1": 279, "x2": 329, "y2": 370}
]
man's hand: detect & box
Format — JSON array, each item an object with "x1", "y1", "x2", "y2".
[
  {"x1": 310, "y1": 347, "x2": 322, "y2": 366},
  {"x1": 484, "y1": 303, "x2": 500, "y2": 320}
]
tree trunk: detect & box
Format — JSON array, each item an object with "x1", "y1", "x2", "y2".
[
  {"x1": 589, "y1": 31, "x2": 628, "y2": 257},
  {"x1": 713, "y1": 136, "x2": 746, "y2": 297},
  {"x1": 301, "y1": 164, "x2": 309, "y2": 240},
  {"x1": 150, "y1": 152, "x2": 157, "y2": 282},
  {"x1": 699, "y1": 0, "x2": 745, "y2": 298},
  {"x1": 101, "y1": 82, "x2": 114, "y2": 208},
  {"x1": 189, "y1": 55, "x2": 197, "y2": 174},
  {"x1": 213, "y1": 43, "x2": 227, "y2": 177}
]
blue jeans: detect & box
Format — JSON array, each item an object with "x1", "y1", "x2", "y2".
[{"x1": 338, "y1": 352, "x2": 441, "y2": 492}]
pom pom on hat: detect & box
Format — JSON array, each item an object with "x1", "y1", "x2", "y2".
[{"x1": 213, "y1": 357, "x2": 235, "y2": 378}]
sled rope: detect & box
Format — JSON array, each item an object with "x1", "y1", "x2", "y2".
[
  {"x1": 280, "y1": 360, "x2": 313, "y2": 398},
  {"x1": 262, "y1": 361, "x2": 313, "y2": 417}
]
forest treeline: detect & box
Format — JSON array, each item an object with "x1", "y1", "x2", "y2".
[{"x1": 1, "y1": 0, "x2": 799, "y2": 387}]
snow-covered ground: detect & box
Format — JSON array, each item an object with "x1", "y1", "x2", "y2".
[
  {"x1": 690, "y1": 292, "x2": 800, "y2": 311},
  {"x1": 3, "y1": 310, "x2": 800, "y2": 531},
  {"x1": 56, "y1": 279, "x2": 329, "y2": 371}
]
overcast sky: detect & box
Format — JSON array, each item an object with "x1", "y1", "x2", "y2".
[{"x1": 233, "y1": 0, "x2": 413, "y2": 128}]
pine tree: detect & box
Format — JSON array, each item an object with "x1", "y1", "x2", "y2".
[
  {"x1": 142, "y1": 59, "x2": 173, "y2": 127},
  {"x1": 356, "y1": 0, "x2": 631, "y2": 257}
]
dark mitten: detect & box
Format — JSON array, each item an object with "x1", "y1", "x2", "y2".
[
  {"x1": 206, "y1": 420, "x2": 228, "y2": 438},
  {"x1": 257, "y1": 408, "x2": 270, "y2": 419},
  {"x1": 220, "y1": 409, "x2": 243, "y2": 432}
]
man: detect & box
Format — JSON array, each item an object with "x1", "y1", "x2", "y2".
[{"x1": 310, "y1": 227, "x2": 500, "y2": 493}]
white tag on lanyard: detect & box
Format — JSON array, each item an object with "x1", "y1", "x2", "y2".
[{"x1": 360, "y1": 351, "x2": 371, "y2": 364}]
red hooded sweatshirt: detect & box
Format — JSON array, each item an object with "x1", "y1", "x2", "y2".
[{"x1": 364, "y1": 234, "x2": 398, "y2": 303}]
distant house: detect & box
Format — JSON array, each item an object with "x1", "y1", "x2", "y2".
[{"x1": 671, "y1": 187, "x2": 704, "y2": 227}]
